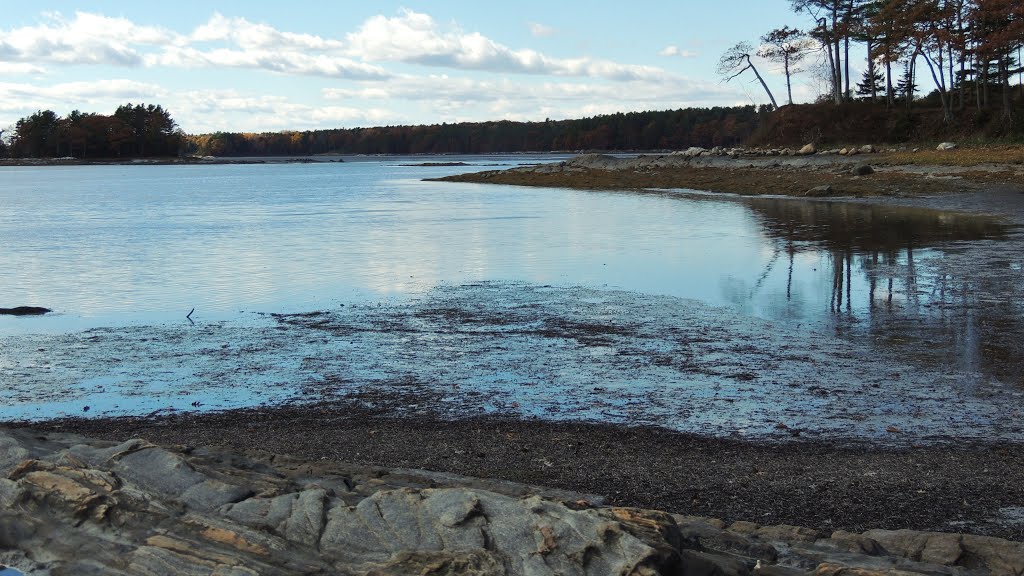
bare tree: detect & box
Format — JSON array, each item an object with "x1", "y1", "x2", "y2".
[
  {"x1": 758, "y1": 27, "x2": 816, "y2": 104},
  {"x1": 718, "y1": 42, "x2": 780, "y2": 109}
]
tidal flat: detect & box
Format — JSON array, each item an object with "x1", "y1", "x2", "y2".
[{"x1": 4, "y1": 155, "x2": 1024, "y2": 548}]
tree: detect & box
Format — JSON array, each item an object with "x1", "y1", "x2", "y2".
[
  {"x1": 856, "y1": 68, "x2": 888, "y2": 99},
  {"x1": 758, "y1": 27, "x2": 816, "y2": 104},
  {"x1": 12, "y1": 110, "x2": 60, "y2": 158},
  {"x1": 970, "y1": 0, "x2": 1024, "y2": 121},
  {"x1": 895, "y1": 61, "x2": 920, "y2": 101},
  {"x1": 792, "y1": 0, "x2": 851, "y2": 104},
  {"x1": 717, "y1": 42, "x2": 780, "y2": 110},
  {"x1": 114, "y1": 103, "x2": 184, "y2": 156}
]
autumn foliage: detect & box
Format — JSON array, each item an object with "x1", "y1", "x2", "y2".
[{"x1": 3, "y1": 103, "x2": 184, "y2": 159}]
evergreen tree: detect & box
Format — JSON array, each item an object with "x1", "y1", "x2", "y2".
[
  {"x1": 856, "y1": 67, "x2": 887, "y2": 100},
  {"x1": 895, "y1": 62, "x2": 919, "y2": 102}
]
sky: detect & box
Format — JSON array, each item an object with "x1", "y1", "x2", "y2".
[{"x1": 0, "y1": 1, "x2": 827, "y2": 134}]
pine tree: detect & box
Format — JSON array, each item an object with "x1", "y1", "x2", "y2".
[
  {"x1": 894, "y1": 63, "x2": 918, "y2": 102},
  {"x1": 856, "y1": 68, "x2": 886, "y2": 100}
]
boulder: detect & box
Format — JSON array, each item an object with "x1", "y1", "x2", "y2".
[
  {"x1": 936, "y1": 142, "x2": 957, "y2": 151},
  {"x1": 799, "y1": 144, "x2": 817, "y2": 155},
  {"x1": 859, "y1": 145, "x2": 875, "y2": 154},
  {"x1": 839, "y1": 148, "x2": 849, "y2": 156},
  {"x1": 805, "y1": 185, "x2": 834, "y2": 197},
  {"x1": 851, "y1": 165, "x2": 875, "y2": 176}
]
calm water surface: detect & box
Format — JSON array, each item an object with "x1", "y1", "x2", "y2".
[
  {"x1": 1, "y1": 156, "x2": 1005, "y2": 331},
  {"x1": 2, "y1": 155, "x2": 1023, "y2": 428}
]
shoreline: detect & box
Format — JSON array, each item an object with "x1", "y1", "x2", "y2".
[
  {"x1": 16, "y1": 402, "x2": 1024, "y2": 542},
  {"x1": 4, "y1": 423, "x2": 1023, "y2": 575},
  {"x1": 434, "y1": 149, "x2": 1024, "y2": 201},
  {"x1": 5, "y1": 151, "x2": 1024, "y2": 572}
]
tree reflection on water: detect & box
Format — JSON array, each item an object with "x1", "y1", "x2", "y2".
[{"x1": 745, "y1": 198, "x2": 1023, "y2": 384}]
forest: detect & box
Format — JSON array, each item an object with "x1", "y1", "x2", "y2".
[
  {"x1": 721, "y1": 0, "x2": 1023, "y2": 123},
  {"x1": 0, "y1": 104, "x2": 184, "y2": 159},
  {"x1": 0, "y1": 0, "x2": 1020, "y2": 159}
]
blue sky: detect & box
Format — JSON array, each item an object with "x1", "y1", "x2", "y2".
[{"x1": 1, "y1": 1, "x2": 824, "y2": 133}]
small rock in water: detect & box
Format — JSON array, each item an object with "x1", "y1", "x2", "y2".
[
  {"x1": 851, "y1": 164, "x2": 875, "y2": 176},
  {"x1": 0, "y1": 306, "x2": 51, "y2": 316}
]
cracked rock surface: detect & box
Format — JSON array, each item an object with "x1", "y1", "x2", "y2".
[{"x1": 2, "y1": 428, "x2": 1022, "y2": 575}]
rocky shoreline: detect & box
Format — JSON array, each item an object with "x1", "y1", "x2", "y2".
[
  {"x1": 20, "y1": 404, "x2": 1024, "y2": 540},
  {"x1": 435, "y1": 148, "x2": 1024, "y2": 199},
  {"x1": 2, "y1": 425, "x2": 1022, "y2": 575},
  {"x1": 6, "y1": 149, "x2": 1024, "y2": 574}
]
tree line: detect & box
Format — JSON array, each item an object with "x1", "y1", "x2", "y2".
[
  {"x1": 187, "y1": 107, "x2": 767, "y2": 156},
  {"x1": 720, "y1": 0, "x2": 1023, "y2": 125},
  {"x1": 1, "y1": 104, "x2": 185, "y2": 159}
]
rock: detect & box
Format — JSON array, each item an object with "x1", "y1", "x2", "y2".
[
  {"x1": 564, "y1": 153, "x2": 625, "y2": 170},
  {"x1": 851, "y1": 165, "x2": 875, "y2": 176},
  {"x1": 755, "y1": 524, "x2": 827, "y2": 544},
  {"x1": 839, "y1": 148, "x2": 849, "y2": 156},
  {"x1": 813, "y1": 562, "x2": 917, "y2": 576},
  {"x1": 936, "y1": 142, "x2": 957, "y2": 151},
  {"x1": 863, "y1": 529, "x2": 1024, "y2": 575},
  {"x1": 671, "y1": 147, "x2": 707, "y2": 158},
  {"x1": 799, "y1": 144, "x2": 817, "y2": 155},
  {"x1": 805, "y1": 185, "x2": 835, "y2": 197},
  {"x1": 3, "y1": 427, "x2": 1023, "y2": 576},
  {"x1": 828, "y1": 530, "x2": 888, "y2": 556},
  {"x1": 680, "y1": 549, "x2": 752, "y2": 576},
  {"x1": 0, "y1": 428, "x2": 684, "y2": 575},
  {"x1": 860, "y1": 145, "x2": 875, "y2": 154},
  {"x1": 0, "y1": 307, "x2": 50, "y2": 316},
  {"x1": 676, "y1": 517, "x2": 778, "y2": 561}
]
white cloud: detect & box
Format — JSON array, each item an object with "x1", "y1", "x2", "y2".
[
  {"x1": 528, "y1": 22, "x2": 556, "y2": 37},
  {"x1": 0, "y1": 79, "x2": 168, "y2": 127},
  {"x1": 324, "y1": 74, "x2": 731, "y2": 104},
  {"x1": 191, "y1": 13, "x2": 346, "y2": 52},
  {"x1": 660, "y1": 46, "x2": 699, "y2": 58},
  {"x1": 1, "y1": 9, "x2": 682, "y2": 84},
  {"x1": 147, "y1": 46, "x2": 389, "y2": 79},
  {"x1": 345, "y1": 9, "x2": 669, "y2": 82},
  {"x1": 0, "y1": 62, "x2": 46, "y2": 75},
  {"x1": 323, "y1": 73, "x2": 738, "y2": 123},
  {"x1": 0, "y1": 79, "x2": 165, "y2": 103},
  {"x1": 0, "y1": 11, "x2": 180, "y2": 67},
  {"x1": 173, "y1": 89, "x2": 394, "y2": 132}
]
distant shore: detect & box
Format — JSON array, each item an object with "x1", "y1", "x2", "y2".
[
  {"x1": 435, "y1": 145, "x2": 1024, "y2": 199},
  {"x1": 0, "y1": 155, "x2": 344, "y2": 167}
]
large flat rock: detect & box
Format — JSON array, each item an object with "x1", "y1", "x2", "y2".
[{"x1": 0, "y1": 427, "x2": 1020, "y2": 575}]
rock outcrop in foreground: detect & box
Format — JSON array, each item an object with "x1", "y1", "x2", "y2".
[{"x1": 1, "y1": 428, "x2": 1021, "y2": 575}]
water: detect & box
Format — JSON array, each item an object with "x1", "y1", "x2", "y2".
[
  {"x1": 0, "y1": 157, "x2": 1007, "y2": 330},
  {"x1": 1, "y1": 155, "x2": 1023, "y2": 437}
]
